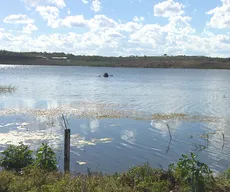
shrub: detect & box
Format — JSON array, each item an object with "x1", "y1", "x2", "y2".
[
  {"x1": 117, "y1": 163, "x2": 174, "y2": 191},
  {"x1": 0, "y1": 143, "x2": 57, "y2": 172},
  {"x1": 34, "y1": 143, "x2": 57, "y2": 171},
  {"x1": 170, "y1": 153, "x2": 215, "y2": 192},
  {"x1": 0, "y1": 142, "x2": 33, "y2": 172}
]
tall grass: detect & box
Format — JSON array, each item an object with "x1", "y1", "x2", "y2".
[{"x1": 0, "y1": 164, "x2": 230, "y2": 192}]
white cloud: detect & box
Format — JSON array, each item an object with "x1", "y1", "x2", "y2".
[
  {"x1": 1, "y1": 7, "x2": 230, "y2": 58},
  {"x1": 154, "y1": 0, "x2": 184, "y2": 18},
  {"x1": 120, "y1": 22, "x2": 143, "y2": 33},
  {"x1": 0, "y1": 31, "x2": 3, "y2": 40},
  {"x1": 82, "y1": 0, "x2": 89, "y2": 4},
  {"x1": 88, "y1": 15, "x2": 118, "y2": 29},
  {"x1": 91, "y1": 0, "x2": 101, "y2": 12},
  {"x1": 49, "y1": 14, "x2": 117, "y2": 29},
  {"x1": 23, "y1": 23, "x2": 38, "y2": 34},
  {"x1": 3, "y1": 14, "x2": 34, "y2": 24},
  {"x1": 35, "y1": 6, "x2": 59, "y2": 27},
  {"x1": 217, "y1": 34, "x2": 230, "y2": 44},
  {"x1": 1, "y1": 26, "x2": 230, "y2": 57},
  {"x1": 206, "y1": 0, "x2": 230, "y2": 28},
  {"x1": 129, "y1": 24, "x2": 165, "y2": 47},
  {"x1": 22, "y1": 0, "x2": 66, "y2": 9},
  {"x1": 3, "y1": 14, "x2": 37, "y2": 34},
  {"x1": 51, "y1": 0, "x2": 66, "y2": 8},
  {"x1": 53, "y1": 15, "x2": 87, "y2": 28},
  {"x1": 133, "y1": 16, "x2": 145, "y2": 22}
]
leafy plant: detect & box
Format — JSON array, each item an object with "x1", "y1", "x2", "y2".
[
  {"x1": 0, "y1": 142, "x2": 33, "y2": 172},
  {"x1": 171, "y1": 153, "x2": 214, "y2": 192},
  {"x1": 117, "y1": 163, "x2": 174, "y2": 191},
  {"x1": 34, "y1": 143, "x2": 57, "y2": 171}
]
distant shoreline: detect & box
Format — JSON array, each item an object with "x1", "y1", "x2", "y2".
[{"x1": 0, "y1": 50, "x2": 230, "y2": 69}]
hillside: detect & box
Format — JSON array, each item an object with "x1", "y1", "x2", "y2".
[{"x1": 0, "y1": 50, "x2": 230, "y2": 69}]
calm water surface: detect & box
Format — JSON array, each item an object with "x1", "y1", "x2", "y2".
[{"x1": 0, "y1": 65, "x2": 230, "y2": 173}]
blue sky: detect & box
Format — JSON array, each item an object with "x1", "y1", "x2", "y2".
[{"x1": 0, "y1": 0, "x2": 230, "y2": 57}]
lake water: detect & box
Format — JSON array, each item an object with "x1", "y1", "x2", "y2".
[{"x1": 0, "y1": 65, "x2": 230, "y2": 173}]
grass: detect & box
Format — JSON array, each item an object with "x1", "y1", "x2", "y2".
[
  {"x1": 0, "y1": 85, "x2": 16, "y2": 94},
  {"x1": 0, "y1": 164, "x2": 230, "y2": 192}
]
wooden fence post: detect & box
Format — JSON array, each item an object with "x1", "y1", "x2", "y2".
[
  {"x1": 64, "y1": 128, "x2": 70, "y2": 173},
  {"x1": 62, "y1": 114, "x2": 70, "y2": 173}
]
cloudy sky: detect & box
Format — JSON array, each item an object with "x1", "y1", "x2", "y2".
[{"x1": 0, "y1": 0, "x2": 230, "y2": 57}]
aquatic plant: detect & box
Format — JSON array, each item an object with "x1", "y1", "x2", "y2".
[{"x1": 0, "y1": 85, "x2": 16, "y2": 94}]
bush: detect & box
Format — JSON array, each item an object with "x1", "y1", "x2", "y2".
[
  {"x1": 34, "y1": 143, "x2": 57, "y2": 171},
  {"x1": 117, "y1": 163, "x2": 174, "y2": 191},
  {"x1": 170, "y1": 153, "x2": 215, "y2": 192},
  {"x1": 0, "y1": 143, "x2": 57, "y2": 172},
  {"x1": 0, "y1": 142, "x2": 33, "y2": 172}
]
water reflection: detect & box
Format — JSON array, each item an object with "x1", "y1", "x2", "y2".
[
  {"x1": 90, "y1": 119, "x2": 100, "y2": 133},
  {"x1": 150, "y1": 119, "x2": 181, "y2": 137},
  {"x1": 121, "y1": 130, "x2": 136, "y2": 144}
]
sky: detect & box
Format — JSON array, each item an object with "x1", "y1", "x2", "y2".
[{"x1": 0, "y1": 0, "x2": 230, "y2": 57}]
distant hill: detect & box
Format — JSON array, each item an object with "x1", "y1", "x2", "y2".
[{"x1": 0, "y1": 50, "x2": 230, "y2": 69}]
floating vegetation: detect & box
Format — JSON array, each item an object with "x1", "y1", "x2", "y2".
[
  {"x1": 0, "y1": 106, "x2": 223, "y2": 123},
  {"x1": 151, "y1": 113, "x2": 221, "y2": 123},
  {"x1": 76, "y1": 161, "x2": 87, "y2": 165},
  {"x1": 152, "y1": 113, "x2": 187, "y2": 120},
  {"x1": 0, "y1": 100, "x2": 224, "y2": 124},
  {"x1": 0, "y1": 85, "x2": 16, "y2": 94}
]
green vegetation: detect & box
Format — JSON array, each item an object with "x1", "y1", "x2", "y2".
[
  {"x1": 0, "y1": 142, "x2": 33, "y2": 172},
  {"x1": 1, "y1": 144, "x2": 230, "y2": 191},
  {"x1": 34, "y1": 143, "x2": 58, "y2": 171},
  {"x1": 0, "y1": 50, "x2": 230, "y2": 69},
  {"x1": 0, "y1": 143, "x2": 57, "y2": 172},
  {"x1": 0, "y1": 85, "x2": 16, "y2": 94}
]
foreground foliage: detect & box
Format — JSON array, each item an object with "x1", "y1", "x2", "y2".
[
  {"x1": 0, "y1": 143, "x2": 57, "y2": 172},
  {"x1": 1, "y1": 144, "x2": 230, "y2": 192}
]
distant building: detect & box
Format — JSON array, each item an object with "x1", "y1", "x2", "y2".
[
  {"x1": 51, "y1": 57, "x2": 67, "y2": 60},
  {"x1": 36, "y1": 56, "x2": 48, "y2": 59}
]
